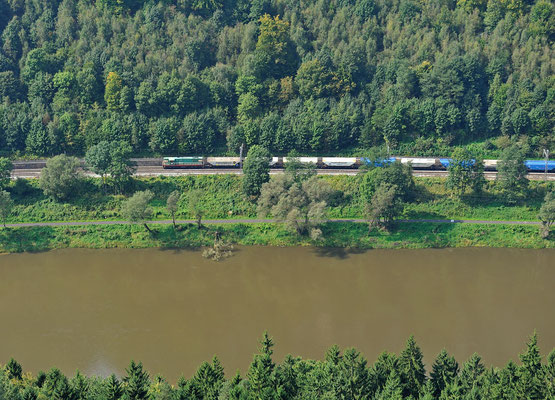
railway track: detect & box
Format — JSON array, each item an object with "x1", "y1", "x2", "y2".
[{"x1": 9, "y1": 166, "x2": 555, "y2": 180}]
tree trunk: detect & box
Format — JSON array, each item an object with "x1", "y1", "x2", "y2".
[
  {"x1": 143, "y1": 223, "x2": 153, "y2": 233},
  {"x1": 196, "y1": 216, "x2": 202, "y2": 229},
  {"x1": 172, "y1": 214, "x2": 176, "y2": 229}
]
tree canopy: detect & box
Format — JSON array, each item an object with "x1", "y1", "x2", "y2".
[{"x1": 0, "y1": 0, "x2": 551, "y2": 158}]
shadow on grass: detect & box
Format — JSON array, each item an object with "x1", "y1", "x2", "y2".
[
  {"x1": 319, "y1": 221, "x2": 459, "y2": 249},
  {"x1": 403, "y1": 210, "x2": 449, "y2": 220},
  {"x1": 0, "y1": 227, "x2": 57, "y2": 253}
]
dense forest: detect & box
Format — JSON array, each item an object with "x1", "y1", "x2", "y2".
[
  {"x1": 0, "y1": 333, "x2": 554, "y2": 399},
  {"x1": 0, "y1": 0, "x2": 553, "y2": 158}
]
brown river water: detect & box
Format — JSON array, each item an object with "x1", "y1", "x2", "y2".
[{"x1": 0, "y1": 247, "x2": 553, "y2": 381}]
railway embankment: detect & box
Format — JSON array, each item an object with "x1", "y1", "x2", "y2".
[{"x1": 0, "y1": 175, "x2": 553, "y2": 253}]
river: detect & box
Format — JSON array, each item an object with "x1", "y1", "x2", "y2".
[{"x1": 0, "y1": 247, "x2": 553, "y2": 381}]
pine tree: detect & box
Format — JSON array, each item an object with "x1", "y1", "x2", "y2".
[
  {"x1": 247, "y1": 332, "x2": 276, "y2": 399},
  {"x1": 459, "y1": 353, "x2": 485, "y2": 394},
  {"x1": 516, "y1": 332, "x2": 546, "y2": 399},
  {"x1": 123, "y1": 361, "x2": 150, "y2": 400},
  {"x1": 399, "y1": 335, "x2": 426, "y2": 399},
  {"x1": 105, "y1": 374, "x2": 123, "y2": 400},
  {"x1": 430, "y1": 349, "x2": 459, "y2": 396},
  {"x1": 376, "y1": 371, "x2": 403, "y2": 400},
  {"x1": 5, "y1": 358, "x2": 22, "y2": 380}
]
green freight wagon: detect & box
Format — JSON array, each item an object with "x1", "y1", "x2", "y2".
[{"x1": 162, "y1": 157, "x2": 204, "y2": 168}]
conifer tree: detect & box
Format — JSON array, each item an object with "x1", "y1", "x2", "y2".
[
  {"x1": 430, "y1": 349, "x2": 459, "y2": 396},
  {"x1": 399, "y1": 336, "x2": 426, "y2": 399},
  {"x1": 104, "y1": 374, "x2": 123, "y2": 400},
  {"x1": 247, "y1": 332, "x2": 276, "y2": 399},
  {"x1": 123, "y1": 361, "x2": 150, "y2": 400}
]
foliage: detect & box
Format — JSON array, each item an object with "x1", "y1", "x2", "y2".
[
  {"x1": 498, "y1": 144, "x2": 529, "y2": 203},
  {"x1": 0, "y1": 334, "x2": 553, "y2": 400},
  {"x1": 364, "y1": 183, "x2": 403, "y2": 230},
  {"x1": 539, "y1": 190, "x2": 555, "y2": 238},
  {"x1": 0, "y1": 190, "x2": 13, "y2": 226},
  {"x1": 242, "y1": 145, "x2": 270, "y2": 198},
  {"x1": 188, "y1": 189, "x2": 205, "y2": 228},
  {"x1": 0, "y1": 0, "x2": 551, "y2": 158},
  {"x1": 166, "y1": 190, "x2": 180, "y2": 228},
  {"x1": 39, "y1": 154, "x2": 82, "y2": 201},
  {"x1": 0, "y1": 158, "x2": 13, "y2": 189},
  {"x1": 121, "y1": 190, "x2": 154, "y2": 232},
  {"x1": 446, "y1": 148, "x2": 486, "y2": 197},
  {"x1": 257, "y1": 174, "x2": 333, "y2": 237},
  {"x1": 283, "y1": 151, "x2": 317, "y2": 183},
  {"x1": 360, "y1": 162, "x2": 415, "y2": 202}
]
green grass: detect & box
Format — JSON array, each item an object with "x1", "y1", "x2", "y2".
[
  {"x1": 2, "y1": 174, "x2": 553, "y2": 253},
  {"x1": 1, "y1": 222, "x2": 552, "y2": 254},
  {"x1": 5, "y1": 175, "x2": 552, "y2": 224}
]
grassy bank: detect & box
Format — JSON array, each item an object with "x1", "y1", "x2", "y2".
[
  {"x1": 5, "y1": 175, "x2": 552, "y2": 223},
  {"x1": 2, "y1": 174, "x2": 553, "y2": 253},
  {"x1": 1, "y1": 222, "x2": 553, "y2": 254}
]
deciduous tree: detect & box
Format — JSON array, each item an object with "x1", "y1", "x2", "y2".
[
  {"x1": 39, "y1": 154, "x2": 82, "y2": 201},
  {"x1": 539, "y1": 190, "x2": 555, "y2": 238},
  {"x1": 242, "y1": 145, "x2": 270, "y2": 199},
  {"x1": 0, "y1": 190, "x2": 13, "y2": 227},
  {"x1": 0, "y1": 157, "x2": 13, "y2": 189},
  {"x1": 121, "y1": 190, "x2": 154, "y2": 233},
  {"x1": 166, "y1": 190, "x2": 180, "y2": 228},
  {"x1": 497, "y1": 144, "x2": 529, "y2": 203}
]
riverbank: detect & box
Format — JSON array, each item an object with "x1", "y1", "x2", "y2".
[
  {"x1": 1, "y1": 221, "x2": 552, "y2": 254},
  {"x1": 5, "y1": 175, "x2": 551, "y2": 223}
]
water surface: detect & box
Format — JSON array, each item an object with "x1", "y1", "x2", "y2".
[{"x1": 0, "y1": 247, "x2": 553, "y2": 381}]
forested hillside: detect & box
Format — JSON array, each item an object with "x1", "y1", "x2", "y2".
[{"x1": 0, "y1": 0, "x2": 553, "y2": 157}]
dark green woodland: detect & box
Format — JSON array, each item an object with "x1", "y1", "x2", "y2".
[
  {"x1": 0, "y1": 0, "x2": 553, "y2": 158},
  {"x1": 0, "y1": 333, "x2": 554, "y2": 400}
]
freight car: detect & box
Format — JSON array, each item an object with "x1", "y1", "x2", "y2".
[{"x1": 162, "y1": 156, "x2": 555, "y2": 172}]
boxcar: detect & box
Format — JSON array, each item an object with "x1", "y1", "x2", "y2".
[
  {"x1": 205, "y1": 157, "x2": 241, "y2": 167},
  {"x1": 321, "y1": 157, "x2": 358, "y2": 168}
]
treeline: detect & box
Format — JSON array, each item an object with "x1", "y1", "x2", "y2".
[
  {"x1": 0, "y1": 0, "x2": 553, "y2": 158},
  {"x1": 1, "y1": 333, "x2": 554, "y2": 399}
]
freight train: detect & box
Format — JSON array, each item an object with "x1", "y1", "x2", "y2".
[{"x1": 162, "y1": 156, "x2": 555, "y2": 172}]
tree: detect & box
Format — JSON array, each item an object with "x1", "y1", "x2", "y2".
[
  {"x1": 255, "y1": 14, "x2": 297, "y2": 79},
  {"x1": 108, "y1": 141, "x2": 136, "y2": 194},
  {"x1": 257, "y1": 174, "x2": 333, "y2": 238},
  {"x1": 104, "y1": 374, "x2": 123, "y2": 400},
  {"x1": 247, "y1": 332, "x2": 276, "y2": 399},
  {"x1": 360, "y1": 161, "x2": 415, "y2": 202},
  {"x1": 430, "y1": 349, "x2": 459, "y2": 397},
  {"x1": 85, "y1": 141, "x2": 112, "y2": 191},
  {"x1": 376, "y1": 371, "x2": 403, "y2": 400},
  {"x1": 39, "y1": 155, "x2": 82, "y2": 201},
  {"x1": 497, "y1": 144, "x2": 529, "y2": 203},
  {"x1": 539, "y1": 190, "x2": 555, "y2": 238},
  {"x1": 188, "y1": 189, "x2": 204, "y2": 228},
  {"x1": 123, "y1": 361, "x2": 150, "y2": 400},
  {"x1": 283, "y1": 151, "x2": 316, "y2": 184},
  {"x1": 166, "y1": 190, "x2": 180, "y2": 228},
  {"x1": 364, "y1": 183, "x2": 403, "y2": 231},
  {"x1": 0, "y1": 190, "x2": 13, "y2": 227},
  {"x1": 105, "y1": 72, "x2": 123, "y2": 112},
  {"x1": 445, "y1": 148, "x2": 484, "y2": 197},
  {"x1": 121, "y1": 190, "x2": 155, "y2": 233},
  {"x1": 398, "y1": 336, "x2": 426, "y2": 399},
  {"x1": 0, "y1": 157, "x2": 13, "y2": 189},
  {"x1": 242, "y1": 145, "x2": 270, "y2": 199},
  {"x1": 5, "y1": 358, "x2": 22, "y2": 380}
]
